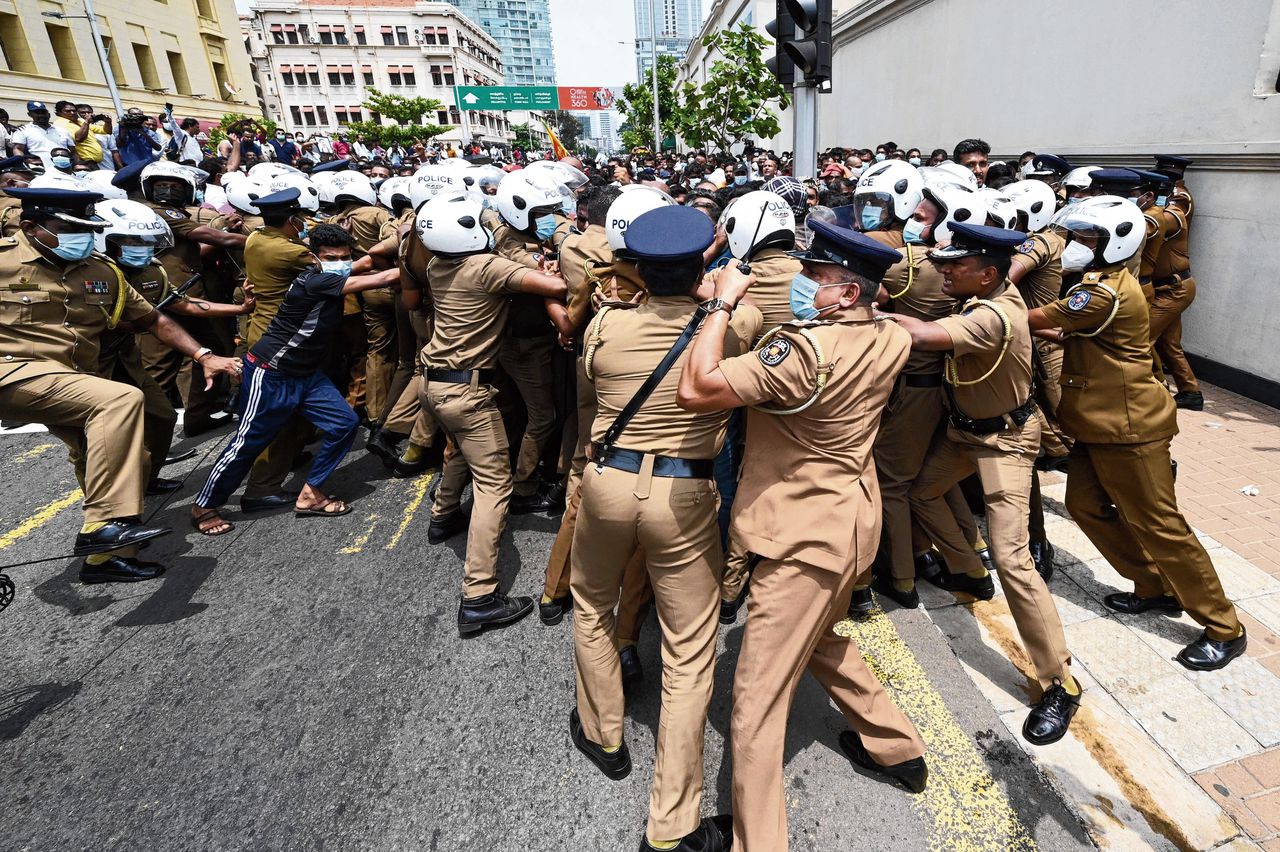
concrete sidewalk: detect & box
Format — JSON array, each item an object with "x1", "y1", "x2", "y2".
[{"x1": 902, "y1": 382, "x2": 1280, "y2": 851}]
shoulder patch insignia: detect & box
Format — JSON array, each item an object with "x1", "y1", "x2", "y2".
[
  {"x1": 1066, "y1": 291, "x2": 1091, "y2": 311},
  {"x1": 84, "y1": 280, "x2": 111, "y2": 295},
  {"x1": 159, "y1": 209, "x2": 185, "y2": 221},
  {"x1": 1017, "y1": 238, "x2": 1036, "y2": 254},
  {"x1": 758, "y1": 337, "x2": 792, "y2": 367}
]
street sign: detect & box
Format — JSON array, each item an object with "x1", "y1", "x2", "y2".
[{"x1": 455, "y1": 85, "x2": 621, "y2": 111}]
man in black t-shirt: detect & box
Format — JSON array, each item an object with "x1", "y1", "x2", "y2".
[{"x1": 190, "y1": 196, "x2": 400, "y2": 536}]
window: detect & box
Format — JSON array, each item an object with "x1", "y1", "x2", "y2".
[
  {"x1": 333, "y1": 26, "x2": 347, "y2": 45},
  {"x1": 132, "y1": 42, "x2": 160, "y2": 88},
  {"x1": 381, "y1": 25, "x2": 393, "y2": 46},
  {"x1": 284, "y1": 24, "x2": 299, "y2": 45},
  {"x1": 270, "y1": 24, "x2": 284, "y2": 44},
  {"x1": 438, "y1": 26, "x2": 448, "y2": 45},
  {"x1": 421, "y1": 28, "x2": 435, "y2": 45},
  {"x1": 298, "y1": 24, "x2": 309, "y2": 42},
  {"x1": 290, "y1": 105, "x2": 303, "y2": 125},
  {"x1": 318, "y1": 26, "x2": 333, "y2": 45},
  {"x1": 45, "y1": 23, "x2": 86, "y2": 81},
  {"x1": 195, "y1": 0, "x2": 215, "y2": 20},
  {"x1": 388, "y1": 66, "x2": 415, "y2": 86},
  {"x1": 166, "y1": 50, "x2": 191, "y2": 95},
  {"x1": 278, "y1": 65, "x2": 294, "y2": 85},
  {"x1": 99, "y1": 35, "x2": 125, "y2": 82},
  {"x1": 0, "y1": 13, "x2": 36, "y2": 73},
  {"x1": 327, "y1": 65, "x2": 340, "y2": 85},
  {"x1": 436, "y1": 110, "x2": 447, "y2": 125},
  {"x1": 354, "y1": 25, "x2": 366, "y2": 45},
  {"x1": 430, "y1": 64, "x2": 442, "y2": 86},
  {"x1": 211, "y1": 60, "x2": 231, "y2": 97},
  {"x1": 362, "y1": 65, "x2": 374, "y2": 85},
  {"x1": 395, "y1": 26, "x2": 408, "y2": 45},
  {"x1": 316, "y1": 106, "x2": 328, "y2": 124},
  {"x1": 443, "y1": 64, "x2": 454, "y2": 85}
]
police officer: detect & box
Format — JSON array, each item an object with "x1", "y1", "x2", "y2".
[
  {"x1": 0, "y1": 155, "x2": 36, "y2": 238},
  {"x1": 569, "y1": 205, "x2": 760, "y2": 852},
  {"x1": 679, "y1": 219, "x2": 928, "y2": 851},
  {"x1": 0, "y1": 187, "x2": 240, "y2": 582},
  {"x1": 1025, "y1": 153, "x2": 1073, "y2": 200},
  {"x1": 1149, "y1": 155, "x2": 1202, "y2": 410},
  {"x1": 414, "y1": 192, "x2": 567, "y2": 637},
  {"x1": 1029, "y1": 197, "x2": 1246, "y2": 670},
  {"x1": 852, "y1": 159, "x2": 923, "y2": 249},
  {"x1": 893, "y1": 222, "x2": 1082, "y2": 746}
]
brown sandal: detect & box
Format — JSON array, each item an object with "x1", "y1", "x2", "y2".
[
  {"x1": 191, "y1": 509, "x2": 234, "y2": 537},
  {"x1": 294, "y1": 496, "x2": 351, "y2": 518}
]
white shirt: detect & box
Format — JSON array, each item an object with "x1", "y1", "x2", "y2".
[
  {"x1": 12, "y1": 122, "x2": 74, "y2": 165},
  {"x1": 164, "y1": 115, "x2": 204, "y2": 165}
]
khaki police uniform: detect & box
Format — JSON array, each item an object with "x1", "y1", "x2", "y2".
[
  {"x1": 490, "y1": 211, "x2": 565, "y2": 497},
  {"x1": 1040, "y1": 266, "x2": 1239, "y2": 640},
  {"x1": 0, "y1": 233, "x2": 155, "y2": 522},
  {"x1": 1011, "y1": 229, "x2": 1071, "y2": 458},
  {"x1": 1148, "y1": 204, "x2": 1199, "y2": 394},
  {"x1": 377, "y1": 212, "x2": 439, "y2": 448},
  {"x1": 572, "y1": 295, "x2": 760, "y2": 841},
  {"x1": 423, "y1": 251, "x2": 529, "y2": 597},
  {"x1": 333, "y1": 201, "x2": 395, "y2": 420},
  {"x1": 0, "y1": 192, "x2": 21, "y2": 239},
  {"x1": 908, "y1": 282, "x2": 1074, "y2": 691},
  {"x1": 241, "y1": 225, "x2": 315, "y2": 499},
  {"x1": 743, "y1": 246, "x2": 803, "y2": 331},
  {"x1": 874, "y1": 244, "x2": 985, "y2": 581},
  {"x1": 718, "y1": 309, "x2": 924, "y2": 852}
]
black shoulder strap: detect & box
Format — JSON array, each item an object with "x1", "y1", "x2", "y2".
[{"x1": 598, "y1": 304, "x2": 709, "y2": 457}]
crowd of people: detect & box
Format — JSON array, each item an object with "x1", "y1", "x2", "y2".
[{"x1": 0, "y1": 95, "x2": 1242, "y2": 851}]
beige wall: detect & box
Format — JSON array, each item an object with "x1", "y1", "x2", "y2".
[{"x1": 0, "y1": 0, "x2": 260, "y2": 123}]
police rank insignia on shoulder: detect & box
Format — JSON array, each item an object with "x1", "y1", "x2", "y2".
[
  {"x1": 1017, "y1": 238, "x2": 1035, "y2": 254},
  {"x1": 758, "y1": 337, "x2": 792, "y2": 367},
  {"x1": 84, "y1": 280, "x2": 111, "y2": 295},
  {"x1": 1066, "y1": 291, "x2": 1091, "y2": 311}
]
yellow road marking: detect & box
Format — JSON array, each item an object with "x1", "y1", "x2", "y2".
[
  {"x1": 0, "y1": 488, "x2": 83, "y2": 551},
  {"x1": 385, "y1": 469, "x2": 436, "y2": 551},
  {"x1": 14, "y1": 442, "x2": 55, "y2": 464},
  {"x1": 339, "y1": 514, "x2": 381, "y2": 554},
  {"x1": 837, "y1": 608, "x2": 1038, "y2": 852}
]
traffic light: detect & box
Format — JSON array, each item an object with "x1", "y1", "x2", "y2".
[
  {"x1": 765, "y1": 3, "x2": 795, "y2": 89},
  {"x1": 781, "y1": 0, "x2": 831, "y2": 87}
]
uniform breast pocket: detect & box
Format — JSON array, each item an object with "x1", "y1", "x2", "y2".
[
  {"x1": 1059, "y1": 373, "x2": 1089, "y2": 391},
  {"x1": 0, "y1": 290, "x2": 52, "y2": 324}
]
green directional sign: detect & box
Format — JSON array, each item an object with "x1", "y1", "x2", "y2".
[{"x1": 455, "y1": 86, "x2": 560, "y2": 111}]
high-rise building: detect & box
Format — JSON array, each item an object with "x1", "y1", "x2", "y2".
[
  {"x1": 452, "y1": 0, "x2": 556, "y2": 87},
  {"x1": 245, "y1": 0, "x2": 512, "y2": 145},
  {"x1": 634, "y1": 0, "x2": 702, "y2": 81},
  {"x1": 0, "y1": 0, "x2": 259, "y2": 127}
]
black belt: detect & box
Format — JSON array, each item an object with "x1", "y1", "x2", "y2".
[
  {"x1": 904, "y1": 373, "x2": 943, "y2": 388},
  {"x1": 1153, "y1": 271, "x2": 1191, "y2": 288},
  {"x1": 590, "y1": 443, "x2": 714, "y2": 479},
  {"x1": 950, "y1": 397, "x2": 1037, "y2": 435},
  {"x1": 426, "y1": 367, "x2": 497, "y2": 384}
]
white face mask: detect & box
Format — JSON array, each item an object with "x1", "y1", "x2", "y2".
[{"x1": 1061, "y1": 240, "x2": 1096, "y2": 272}]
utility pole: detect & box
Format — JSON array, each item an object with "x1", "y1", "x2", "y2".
[
  {"x1": 43, "y1": 0, "x2": 123, "y2": 116},
  {"x1": 648, "y1": 0, "x2": 660, "y2": 153}
]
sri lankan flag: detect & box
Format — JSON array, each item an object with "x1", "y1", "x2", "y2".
[{"x1": 542, "y1": 118, "x2": 570, "y2": 160}]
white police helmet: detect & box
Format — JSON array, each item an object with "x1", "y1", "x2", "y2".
[
  {"x1": 140, "y1": 161, "x2": 208, "y2": 203},
  {"x1": 1051, "y1": 195, "x2": 1144, "y2": 267},
  {"x1": 328, "y1": 171, "x2": 376, "y2": 206},
  {"x1": 378, "y1": 176, "x2": 413, "y2": 212},
  {"x1": 30, "y1": 172, "x2": 89, "y2": 192},
  {"x1": 496, "y1": 169, "x2": 563, "y2": 231},
  {"x1": 919, "y1": 160, "x2": 980, "y2": 191},
  {"x1": 853, "y1": 160, "x2": 924, "y2": 230},
  {"x1": 604, "y1": 185, "x2": 675, "y2": 252},
  {"x1": 979, "y1": 188, "x2": 1018, "y2": 229},
  {"x1": 409, "y1": 166, "x2": 470, "y2": 209},
  {"x1": 93, "y1": 198, "x2": 175, "y2": 257},
  {"x1": 78, "y1": 169, "x2": 127, "y2": 200},
  {"x1": 472, "y1": 165, "x2": 505, "y2": 192},
  {"x1": 415, "y1": 193, "x2": 491, "y2": 255},
  {"x1": 1003, "y1": 179, "x2": 1058, "y2": 232},
  {"x1": 265, "y1": 172, "x2": 320, "y2": 213},
  {"x1": 525, "y1": 160, "x2": 589, "y2": 215},
  {"x1": 249, "y1": 162, "x2": 302, "y2": 182},
  {"x1": 722, "y1": 190, "x2": 796, "y2": 259},
  {"x1": 921, "y1": 183, "x2": 987, "y2": 244},
  {"x1": 1062, "y1": 166, "x2": 1101, "y2": 194},
  {"x1": 224, "y1": 178, "x2": 268, "y2": 215}
]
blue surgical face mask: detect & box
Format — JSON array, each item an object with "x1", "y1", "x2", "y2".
[
  {"x1": 1155, "y1": 195, "x2": 1168, "y2": 207},
  {"x1": 902, "y1": 218, "x2": 928, "y2": 244},
  {"x1": 534, "y1": 214, "x2": 558, "y2": 241},
  {"x1": 44, "y1": 231, "x2": 96, "y2": 262},
  {"x1": 194, "y1": 188, "x2": 205, "y2": 205},
  {"x1": 561, "y1": 196, "x2": 577, "y2": 216},
  {"x1": 908, "y1": 157, "x2": 922, "y2": 167},
  {"x1": 733, "y1": 175, "x2": 749, "y2": 186},
  {"x1": 875, "y1": 152, "x2": 887, "y2": 162},
  {"x1": 292, "y1": 216, "x2": 310, "y2": 240},
  {"x1": 320, "y1": 259, "x2": 353, "y2": 277},
  {"x1": 119, "y1": 245, "x2": 155, "y2": 267},
  {"x1": 51, "y1": 156, "x2": 72, "y2": 170},
  {"x1": 789, "y1": 272, "x2": 842, "y2": 321},
  {"x1": 860, "y1": 206, "x2": 883, "y2": 232}
]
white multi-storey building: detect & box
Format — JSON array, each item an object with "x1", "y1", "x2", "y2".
[{"x1": 245, "y1": 0, "x2": 512, "y2": 145}]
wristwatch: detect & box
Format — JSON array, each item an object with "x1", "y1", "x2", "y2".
[
  {"x1": 703, "y1": 298, "x2": 734, "y2": 316},
  {"x1": 192, "y1": 347, "x2": 213, "y2": 363}
]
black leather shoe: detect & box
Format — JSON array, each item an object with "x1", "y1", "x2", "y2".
[
  {"x1": 977, "y1": 547, "x2": 997, "y2": 574},
  {"x1": 847, "y1": 586, "x2": 875, "y2": 620},
  {"x1": 639, "y1": 815, "x2": 734, "y2": 851},
  {"x1": 457, "y1": 592, "x2": 534, "y2": 637},
  {"x1": 1036, "y1": 454, "x2": 1071, "y2": 474},
  {"x1": 927, "y1": 570, "x2": 995, "y2": 601},
  {"x1": 73, "y1": 518, "x2": 171, "y2": 556},
  {"x1": 545, "y1": 480, "x2": 567, "y2": 514},
  {"x1": 1103, "y1": 592, "x2": 1183, "y2": 615},
  {"x1": 145, "y1": 477, "x2": 183, "y2": 496},
  {"x1": 365, "y1": 429, "x2": 403, "y2": 468},
  {"x1": 427, "y1": 509, "x2": 469, "y2": 544},
  {"x1": 720, "y1": 585, "x2": 748, "y2": 624},
  {"x1": 1030, "y1": 539, "x2": 1055, "y2": 582},
  {"x1": 1177, "y1": 629, "x2": 1247, "y2": 671},
  {"x1": 569, "y1": 707, "x2": 631, "y2": 781},
  {"x1": 509, "y1": 490, "x2": 556, "y2": 515},
  {"x1": 914, "y1": 551, "x2": 946, "y2": 584},
  {"x1": 872, "y1": 573, "x2": 920, "y2": 609},
  {"x1": 162, "y1": 448, "x2": 197, "y2": 466},
  {"x1": 79, "y1": 555, "x2": 166, "y2": 585},
  {"x1": 240, "y1": 494, "x2": 293, "y2": 513},
  {"x1": 620, "y1": 644, "x2": 644, "y2": 693},
  {"x1": 839, "y1": 729, "x2": 927, "y2": 793},
  {"x1": 1174, "y1": 391, "x2": 1204, "y2": 411},
  {"x1": 1023, "y1": 682, "x2": 1081, "y2": 745},
  {"x1": 393, "y1": 454, "x2": 433, "y2": 478},
  {"x1": 540, "y1": 595, "x2": 572, "y2": 626},
  {"x1": 183, "y1": 411, "x2": 233, "y2": 438}
]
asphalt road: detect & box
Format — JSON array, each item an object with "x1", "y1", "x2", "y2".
[{"x1": 0, "y1": 423, "x2": 1094, "y2": 851}]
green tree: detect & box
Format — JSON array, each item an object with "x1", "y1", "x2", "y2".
[
  {"x1": 348, "y1": 88, "x2": 451, "y2": 147},
  {"x1": 617, "y1": 54, "x2": 681, "y2": 152},
  {"x1": 676, "y1": 24, "x2": 790, "y2": 154},
  {"x1": 554, "y1": 112, "x2": 583, "y2": 151},
  {"x1": 511, "y1": 122, "x2": 540, "y2": 152},
  {"x1": 207, "y1": 112, "x2": 276, "y2": 147}
]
